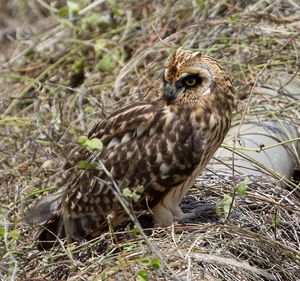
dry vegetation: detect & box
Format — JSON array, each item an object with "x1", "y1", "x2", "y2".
[{"x1": 0, "y1": 0, "x2": 300, "y2": 280}]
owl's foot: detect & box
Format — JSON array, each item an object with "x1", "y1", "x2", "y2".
[
  {"x1": 151, "y1": 201, "x2": 217, "y2": 227},
  {"x1": 151, "y1": 202, "x2": 174, "y2": 227},
  {"x1": 175, "y1": 203, "x2": 217, "y2": 223}
]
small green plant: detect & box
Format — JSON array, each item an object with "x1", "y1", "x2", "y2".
[
  {"x1": 136, "y1": 256, "x2": 161, "y2": 281},
  {"x1": 216, "y1": 194, "x2": 235, "y2": 217},
  {"x1": 71, "y1": 58, "x2": 85, "y2": 73},
  {"x1": 122, "y1": 187, "x2": 141, "y2": 203},
  {"x1": 196, "y1": 0, "x2": 206, "y2": 9},
  {"x1": 138, "y1": 257, "x2": 161, "y2": 269},
  {"x1": 272, "y1": 213, "x2": 281, "y2": 229},
  {"x1": 82, "y1": 13, "x2": 110, "y2": 29},
  {"x1": 0, "y1": 227, "x2": 20, "y2": 240},
  {"x1": 150, "y1": 257, "x2": 161, "y2": 270},
  {"x1": 98, "y1": 48, "x2": 123, "y2": 73},
  {"x1": 272, "y1": 211, "x2": 282, "y2": 239},
  {"x1": 67, "y1": 1, "x2": 80, "y2": 17},
  {"x1": 78, "y1": 135, "x2": 103, "y2": 151},
  {"x1": 132, "y1": 226, "x2": 142, "y2": 235},
  {"x1": 78, "y1": 160, "x2": 101, "y2": 171},
  {"x1": 136, "y1": 269, "x2": 149, "y2": 281},
  {"x1": 216, "y1": 177, "x2": 249, "y2": 217},
  {"x1": 58, "y1": 1, "x2": 80, "y2": 18},
  {"x1": 94, "y1": 38, "x2": 109, "y2": 55},
  {"x1": 235, "y1": 176, "x2": 250, "y2": 196},
  {"x1": 77, "y1": 136, "x2": 103, "y2": 171}
]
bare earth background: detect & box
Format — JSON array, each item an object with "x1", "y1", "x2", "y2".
[{"x1": 0, "y1": 1, "x2": 299, "y2": 280}]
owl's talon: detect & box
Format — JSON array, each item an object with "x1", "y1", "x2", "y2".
[
  {"x1": 174, "y1": 212, "x2": 194, "y2": 223},
  {"x1": 176, "y1": 204, "x2": 217, "y2": 224},
  {"x1": 192, "y1": 203, "x2": 216, "y2": 217}
]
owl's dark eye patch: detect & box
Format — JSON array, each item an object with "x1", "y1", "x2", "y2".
[{"x1": 181, "y1": 74, "x2": 203, "y2": 88}]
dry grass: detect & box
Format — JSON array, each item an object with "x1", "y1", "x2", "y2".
[{"x1": 0, "y1": 0, "x2": 299, "y2": 280}]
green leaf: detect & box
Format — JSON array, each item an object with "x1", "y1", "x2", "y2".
[
  {"x1": 222, "y1": 194, "x2": 235, "y2": 215},
  {"x1": 150, "y1": 257, "x2": 161, "y2": 270},
  {"x1": 133, "y1": 226, "x2": 142, "y2": 235},
  {"x1": 82, "y1": 14, "x2": 110, "y2": 29},
  {"x1": 136, "y1": 269, "x2": 149, "y2": 281},
  {"x1": 78, "y1": 161, "x2": 101, "y2": 171},
  {"x1": 86, "y1": 138, "x2": 103, "y2": 151},
  {"x1": 196, "y1": 0, "x2": 206, "y2": 9},
  {"x1": 215, "y1": 207, "x2": 222, "y2": 217},
  {"x1": 273, "y1": 213, "x2": 281, "y2": 228},
  {"x1": 78, "y1": 135, "x2": 88, "y2": 145},
  {"x1": 112, "y1": 6, "x2": 124, "y2": 16},
  {"x1": 98, "y1": 48, "x2": 122, "y2": 73},
  {"x1": 216, "y1": 194, "x2": 235, "y2": 216},
  {"x1": 99, "y1": 53, "x2": 114, "y2": 72},
  {"x1": 123, "y1": 187, "x2": 133, "y2": 198},
  {"x1": 94, "y1": 38, "x2": 108, "y2": 55},
  {"x1": 0, "y1": 227, "x2": 4, "y2": 236},
  {"x1": 78, "y1": 160, "x2": 88, "y2": 169},
  {"x1": 84, "y1": 105, "x2": 94, "y2": 114},
  {"x1": 9, "y1": 230, "x2": 20, "y2": 239},
  {"x1": 122, "y1": 187, "x2": 140, "y2": 203},
  {"x1": 58, "y1": 6, "x2": 68, "y2": 17},
  {"x1": 138, "y1": 258, "x2": 150, "y2": 266},
  {"x1": 90, "y1": 138, "x2": 103, "y2": 150},
  {"x1": 131, "y1": 193, "x2": 141, "y2": 203},
  {"x1": 235, "y1": 177, "x2": 249, "y2": 196},
  {"x1": 78, "y1": 136, "x2": 103, "y2": 151},
  {"x1": 71, "y1": 58, "x2": 85, "y2": 72},
  {"x1": 67, "y1": 1, "x2": 80, "y2": 16}
]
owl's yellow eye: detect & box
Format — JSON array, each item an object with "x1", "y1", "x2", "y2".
[
  {"x1": 185, "y1": 78, "x2": 196, "y2": 86},
  {"x1": 182, "y1": 74, "x2": 202, "y2": 88}
]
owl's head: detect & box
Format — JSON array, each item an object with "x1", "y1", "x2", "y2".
[{"x1": 163, "y1": 48, "x2": 234, "y2": 105}]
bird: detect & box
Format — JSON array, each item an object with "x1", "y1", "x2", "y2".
[{"x1": 25, "y1": 48, "x2": 235, "y2": 248}]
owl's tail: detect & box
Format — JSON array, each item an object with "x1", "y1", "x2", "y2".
[
  {"x1": 23, "y1": 191, "x2": 65, "y2": 250},
  {"x1": 37, "y1": 215, "x2": 65, "y2": 250}
]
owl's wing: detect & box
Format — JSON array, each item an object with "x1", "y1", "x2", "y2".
[
  {"x1": 88, "y1": 100, "x2": 163, "y2": 144},
  {"x1": 62, "y1": 100, "x2": 163, "y2": 174},
  {"x1": 35, "y1": 101, "x2": 204, "y2": 246},
  {"x1": 82, "y1": 101, "x2": 205, "y2": 209},
  {"x1": 33, "y1": 101, "x2": 167, "y2": 245}
]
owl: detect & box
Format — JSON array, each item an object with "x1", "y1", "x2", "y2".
[{"x1": 26, "y1": 48, "x2": 235, "y2": 247}]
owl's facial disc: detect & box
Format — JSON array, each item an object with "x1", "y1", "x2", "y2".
[{"x1": 164, "y1": 73, "x2": 203, "y2": 103}]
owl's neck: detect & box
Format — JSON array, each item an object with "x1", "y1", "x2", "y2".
[{"x1": 211, "y1": 78, "x2": 235, "y2": 116}]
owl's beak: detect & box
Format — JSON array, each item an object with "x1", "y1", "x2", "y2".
[{"x1": 165, "y1": 84, "x2": 185, "y2": 103}]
